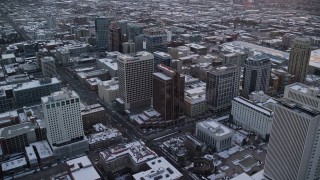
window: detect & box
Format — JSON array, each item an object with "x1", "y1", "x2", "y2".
[{"x1": 46, "y1": 105, "x2": 50, "y2": 109}]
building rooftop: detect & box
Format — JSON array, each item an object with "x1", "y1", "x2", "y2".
[
  {"x1": 132, "y1": 157, "x2": 183, "y2": 180},
  {"x1": 29, "y1": 140, "x2": 53, "y2": 159},
  {"x1": 100, "y1": 79, "x2": 119, "y2": 90},
  {"x1": 153, "y1": 72, "x2": 171, "y2": 81},
  {"x1": 88, "y1": 128, "x2": 122, "y2": 145},
  {"x1": 233, "y1": 96, "x2": 273, "y2": 117},
  {"x1": 197, "y1": 119, "x2": 233, "y2": 137},
  {"x1": 66, "y1": 156, "x2": 100, "y2": 180},
  {"x1": 10, "y1": 77, "x2": 60, "y2": 91},
  {"x1": 0, "y1": 121, "x2": 45, "y2": 139},
  {"x1": 100, "y1": 140, "x2": 157, "y2": 164},
  {"x1": 118, "y1": 51, "x2": 154, "y2": 63},
  {"x1": 98, "y1": 58, "x2": 118, "y2": 70},
  {"x1": 1, "y1": 157, "x2": 27, "y2": 172},
  {"x1": 41, "y1": 90, "x2": 79, "y2": 104},
  {"x1": 1, "y1": 53, "x2": 15, "y2": 59}
]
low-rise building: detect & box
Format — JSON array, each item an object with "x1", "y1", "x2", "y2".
[
  {"x1": 184, "y1": 81, "x2": 207, "y2": 117},
  {"x1": 0, "y1": 110, "x2": 19, "y2": 128},
  {"x1": 196, "y1": 119, "x2": 234, "y2": 152},
  {"x1": 1, "y1": 157, "x2": 27, "y2": 176},
  {"x1": 81, "y1": 104, "x2": 107, "y2": 131},
  {"x1": 133, "y1": 157, "x2": 183, "y2": 180},
  {"x1": 88, "y1": 124, "x2": 122, "y2": 150},
  {"x1": 85, "y1": 77, "x2": 102, "y2": 91},
  {"x1": 66, "y1": 156, "x2": 101, "y2": 180},
  {"x1": 98, "y1": 79, "x2": 119, "y2": 104},
  {"x1": 99, "y1": 140, "x2": 157, "y2": 174},
  {"x1": 97, "y1": 58, "x2": 118, "y2": 77}
]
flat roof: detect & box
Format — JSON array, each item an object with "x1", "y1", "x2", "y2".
[
  {"x1": 233, "y1": 97, "x2": 273, "y2": 116},
  {"x1": 153, "y1": 72, "x2": 171, "y2": 81},
  {"x1": 29, "y1": 140, "x2": 53, "y2": 159},
  {"x1": 41, "y1": 90, "x2": 79, "y2": 104},
  {"x1": 197, "y1": 119, "x2": 233, "y2": 137},
  {"x1": 67, "y1": 156, "x2": 100, "y2": 180},
  {"x1": 0, "y1": 121, "x2": 45, "y2": 139},
  {"x1": 1, "y1": 157, "x2": 27, "y2": 171},
  {"x1": 133, "y1": 157, "x2": 183, "y2": 180},
  {"x1": 2, "y1": 53, "x2": 15, "y2": 59}
]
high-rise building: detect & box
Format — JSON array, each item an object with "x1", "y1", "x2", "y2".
[
  {"x1": 134, "y1": 34, "x2": 144, "y2": 52},
  {"x1": 206, "y1": 64, "x2": 240, "y2": 112},
  {"x1": 264, "y1": 83, "x2": 320, "y2": 180},
  {"x1": 117, "y1": 19, "x2": 128, "y2": 36},
  {"x1": 144, "y1": 28, "x2": 168, "y2": 53},
  {"x1": 42, "y1": 90, "x2": 88, "y2": 159},
  {"x1": 242, "y1": 54, "x2": 271, "y2": 98},
  {"x1": 288, "y1": 37, "x2": 311, "y2": 83},
  {"x1": 153, "y1": 64, "x2": 185, "y2": 122},
  {"x1": 127, "y1": 23, "x2": 144, "y2": 41},
  {"x1": 46, "y1": 15, "x2": 57, "y2": 29},
  {"x1": 153, "y1": 51, "x2": 172, "y2": 69},
  {"x1": 117, "y1": 51, "x2": 154, "y2": 110},
  {"x1": 95, "y1": 17, "x2": 111, "y2": 50},
  {"x1": 122, "y1": 41, "x2": 135, "y2": 54},
  {"x1": 108, "y1": 23, "x2": 122, "y2": 52},
  {"x1": 41, "y1": 56, "x2": 56, "y2": 78}
]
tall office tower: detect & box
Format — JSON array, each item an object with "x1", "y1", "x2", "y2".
[
  {"x1": 42, "y1": 90, "x2": 88, "y2": 159},
  {"x1": 117, "y1": 19, "x2": 128, "y2": 36},
  {"x1": 95, "y1": 17, "x2": 111, "y2": 50},
  {"x1": 206, "y1": 64, "x2": 240, "y2": 112},
  {"x1": 288, "y1": 37, "x2": 311, "y2": 83},
  {"x1": 122, "y1": 41, "x2": 135, "y2": 54},
  {"x1": 264, "y1": 83, "x2": 320, "y2": 180},
  {"x1": 108, "y1": 23, "x2": 122, "y2": 52},
  {"x1": 153, "y1": 51, "x2": 172, "y2": 69},
  {"x1": 46, "y1": 15, "x2": 57, "y2": 29},
  {"x1": 41, "y1": 56, "x2": 56, "y2": 78},
  {"x1": 144, "y1": 28, "x2": 168, "y2": 53},
  {"x1": 242, "y1": 54, "x2": 271, "y2": 98},
  {"x1": 127, "y1": 23, "x2": 144, "y2": 41},
  {"x1": 117, "y1": 51, "x2": 154, "y2": 110},
  {"x1": 134, "y1": 34, "x2": 144, "y2": 52},
  {"x1": 153, "y1": 64, "x2": 185, "y2": 122}
]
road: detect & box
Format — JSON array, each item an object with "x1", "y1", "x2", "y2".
[
  {"x1": 56, "y1": 66, "x2": 197, "y2": 179},
  {"x1": 0, "y1": 8, "x2": 32, "y2": 41}
]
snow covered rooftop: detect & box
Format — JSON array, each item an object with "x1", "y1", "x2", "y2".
[
  {"x1": 133, "y1": 157, "x2": 183, "y2": 180},
  {"x1": 233, "y1": 97, "x2": 273, "y2": 116},
  {"x1": 41, "y1": 90, "x2": 78, "y2": 104},
  {"x1": 153, "y1": 72, "x2": 171, "y2": 81},
  {"x1": 88, "y1": 128, "x2": 122, "y2": 144},
  {"x1": 66, "y1": 156, "x2": 100, "y2": 180},
  {"x1": 29, "y1": 140, "x2": 53, "y2": 159},
  {"x1": 1, "y1": 157, "x2": 27, "y2": 172},
  {"x1": 100, "y1": 140, "x2": 157, "y2": 164},
  {"x1": 197, "y1": 119, "x2": 233, "y2": 137}
]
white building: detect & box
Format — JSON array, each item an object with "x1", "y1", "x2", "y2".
[
  {"x1": 231, "y1": 91, "x2": 276, "y2": 139},
  {"x1": 42, "y1": 90, "x2": 88, "y2": 159},
  {"x1": 264, "y1": 83, "x2": 320, "y2": 180},
  {"x1": 133, "y1": 157, "x2": 183, "y2": 180},
  {"x1": 184, "y1": 81, "x2": 207, "y2": 117},
  {"x1": 66, "y1": 156, "x2": 101, "y2": 180},
  {"x1": 98, "y1": 79, "x2": 119, "y2": 104},
  {"x1": 41, "y1": 56, "x2": 56, "y2": 77},
  {"x1": 56, "y1": 48, "x2": 71, "y2": 65},
  {"x1": 196, "y1": 119, "x2": 234, "y2": 152},
  {"x1": 117, "y1": 51, "x2": 154, "y2": 110},
  {"x1": 97, "y1": 58, "x2": 118, "y2": 77}
]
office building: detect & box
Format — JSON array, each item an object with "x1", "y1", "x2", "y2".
[
  {"x1": 117, "y1": 51, "x2": 154, "y2": 110},
  {"x1": 127, "y1": 23, "x2": 144, "y2": 41},
  {"x1": 206, "y1": 64, "x2": 240, "y2": 112},
  {"x1": 81, "y1": 104, "x2": 107, "y2": 131},
  {"x1": 231, "y1": 91, "x2": 276, "y2": 140},
  {"x1": 122, "y1": 41, "x2": 135, "y2": 54},
  {"x1": 98, "y1": 79, "x2": 119, "y2": 105},
  {"x1": 56, "y1": 48, "x2": 71, "y2": 65},
  {"x1": 1, "y1": 54, "x2": 16, "y2": 65},
  {"x1": 24, "y1": 42, "x2": 37, "y2": 57},
  {"x1": 0, "y1": 122, "x2": 46, "y2": 155},
  {"x1": 117, "y1": 19, "x2": 128, "y2": 36},
  {"x1": 42, "y1": 90, "x2": 88, "y2": 159},
  {"x1": 153, "y1": 64, "x2": 185, "y2": 123},
  {"x1": 95, "y1": 17, "x2": 111, "y2": 50},
  {"x1": 288, "y1": 37, "x2": 311, "y2": 83},
  {"x1": 184, "y1": 81, "x2": 207, "y2": 117},
  {"x1": 196, "y1": 119, "x2": 234, "y2": 152},
  {"x1": 0, "y1": 78, "x2": 61, "y2": 111},
  {"x1": 46, "y1": 15, "x2": 57, "y2": 29},
  {"x1": 264, "y1": 83, "x2": 320, "y2": 180},
  {"x1": 185, "y1": 43, "x2": 207, "y2": 55},
  {"x1": 41, "y1": 56, "x2": 56, "y2": 77},
  {"x1": 153, "y1": 51, "x2": 172, "y2": 69},
  {"x1": 66, "y1": 156, "x2": 101, "y2": 180},
  {"x1": 134, "y1": 34, "x2": 144, "y2": 52},
  {"x1": 97, "y1": 58, "x2": 118, "y2": 77},
  {"x1": 144, "y1": 28, "x2": 167, "y2": 53},
  {"x1": 242, "y1": 54, "x2": 271, "y2": 98},
  {"x1": 108, "y1": 23, "x2": 122, "y2": 52},
  {"x1": 100, "y1": 140, "x2": 157, "y2": 174}
]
